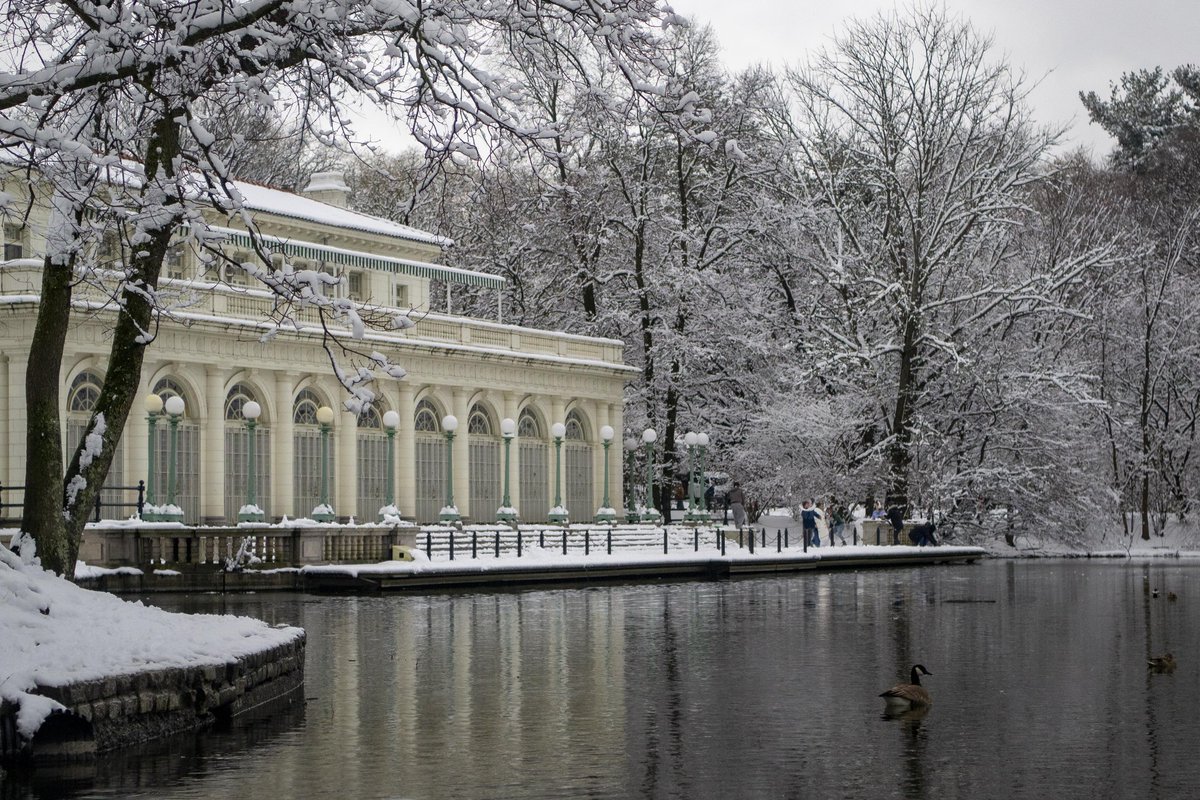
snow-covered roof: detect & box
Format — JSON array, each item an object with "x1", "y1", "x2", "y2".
[{"x1": 233, "y1": 181, "x2": 451, "y2": 248}]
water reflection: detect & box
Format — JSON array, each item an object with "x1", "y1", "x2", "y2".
[{"x1": 8, "y1": 561, "x2": 1200, "y2": 800}]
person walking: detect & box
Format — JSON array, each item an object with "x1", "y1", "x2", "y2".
[
  {"x1": 729, "y1": 482, "x2": 747, "y2": 530},
  {"x1": 886, "y1": 503, "x2": 905, "y2": 545},
  {"x1": 830, "y1": 500, "x2": 849, "y2": 545},
  {"x1": 800, "y1": 499, "x2": 822, "y2": 547}
]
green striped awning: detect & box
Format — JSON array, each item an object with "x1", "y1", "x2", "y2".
[{"x1": 203, "y1": 226, "x2": 505, "y2": 289}]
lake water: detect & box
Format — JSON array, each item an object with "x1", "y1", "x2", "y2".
[{"x1": 8, "y1": 560, "x2": 1200, "y2": 800}]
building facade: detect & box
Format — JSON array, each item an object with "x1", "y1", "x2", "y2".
[{"x1": 0, "y1": 171, "x2": 632, "y2": 524}]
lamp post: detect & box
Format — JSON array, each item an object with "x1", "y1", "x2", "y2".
[
  {"x1": 312, "y1": 405, "x2": 335, "y2": 522},
  {"x1": 684, "y1": 430, "x2": 703, "y2": 522},
  {"x1": 439, "y1": 414, "x2": 460, "y2": 522},
  {"x1": 697, "y1": 432, "x2": 710, "y2": 515},
  {"x1": 548, "y1": 421, "x2": 568, "y2": 523},
  {"x1": 380, "y1": 410, "x2": 400, "y2": 522},
  {"x1": 160, "y1": 394, "x2": 185, "y2": 522},
  {"x1": 624, "y1": 437, "x2": 640, "y2": 523},
  {"x1": 143, "y1": 393, "x2": 163, "y2": 516},
  {"x1": 641, "y1": 428, "x2": 661, "y2": 523},
  {"x1": 595, "y1": 425, "x2": 616, "y2": 523},
  {"x1": 238, "y1": 400, "x2": 265, "y2": 523},
  {"x1": 497, "y1": 417, "x2": 518, "y2": 523}
]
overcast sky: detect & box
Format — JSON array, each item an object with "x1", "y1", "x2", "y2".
[{"x1": 669, "y1": 0, "x2": 1198, "y2": 158}]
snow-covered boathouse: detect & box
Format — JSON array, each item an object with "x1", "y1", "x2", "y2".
[{"x1": 0, "y1": 171, "x2": 631, "y2": 525}]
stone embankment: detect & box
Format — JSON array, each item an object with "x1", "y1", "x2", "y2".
[{"x1": 1, "y1": 634, "x2": 304, "y2": 763}]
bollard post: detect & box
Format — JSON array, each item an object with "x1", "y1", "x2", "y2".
[
  {"x1": 803, "y1": 531, "x2": 808, "y2": 553},
  {"x1": 749, "y1": 529, "x2": 755, "y2": 554},
  {"x1": 539, "y1": 529, "x2": 545, "y2": 548},
  {"x1": 777, "y1": 529, "x2": 781, "y2": 553},
  {"x1": 562, "y1": 528, "x2": 567, "y2": 555},
  {"x1": 607, "y1": 528, "x2": 612, "y2": 555},
  {"x1": 762, "y1": 528, "x2": 767, "y2": 548},
  {"x1": 136, "y1": 479, "x2": 146, "y2": 518},
  {"x1": 426, "y1": 531, "x2": 432, "y2": 558},
  {"x1": 94, "y1": 492, "x2": 102, "y2": 522},
  {"x1": 694, "y1": 528, "x2": 699, "y2": 552},
  {"x1": 784, "y1": 527, "x2": 789, "y2": 548},
  {"x1": 495, "y1": 530, "x2": 500, "y2": 558},
  {"x1": 450, "y1": 529, "x2": 455, "y2": 561},
  {"x1": 720, "y1": 529, "x2": 726, "y2": 556},
  {"x1": 517, "y1": 528, "x2": 523, "y2": 558},
  {"x1": 663, "y1": 527, "x2": 668, "y2": 555},
  {"x1": 585, "y1": 528, "x2": 590, "y2": 556},
  {"x1": 738, "y1": 528, "x2": 744, "y2": 548},
  {"x1": 471, "y1": 530, "x2": 478, "y2": 558}
]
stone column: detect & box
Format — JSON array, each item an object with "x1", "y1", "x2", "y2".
[
  {"x1": 273, "y1": 373, "x2": 296, "y2": 519},
  {"x1": 0, "y1": 354, "x2": 8, "y2": 485},
  {"x1": 395, "y1": 383, "x2": 416, "y2": 518},
  {"x1": 202, "y1": 365, "x2": 226, "y2": 523},
  {"x1": 335, "y1": 399, "x2": 357, "y2": 521},
  {"x1": 594, "y1": 401, "x2": 609, "y2": 515},
  {"x1": 451, "y1": 389, "x2": 469, "y2": 519}
]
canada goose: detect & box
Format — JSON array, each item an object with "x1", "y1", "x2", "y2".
[
  {"x1": 880, "y1": 664, "x2": 933, "y2": 708},
  {"x1": 1148, "y1": 653, "x2": 1177, "y2": 672}
]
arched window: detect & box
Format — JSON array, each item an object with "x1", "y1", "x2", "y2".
[
  {"x1": 293, "y1": 388, "x2": 333, "y2": 518},
  {"x1": 150, "y1": 377, "x2": 200, "y2": 522},
  {"x1": 357, "y1": 405, "x2": 388, "y2": 518},
  {"x1": 518, "y1": 408, "x2": 548, "y2": 522},
  {"x1": 468, "y1": 403, "x2": 500, "y2": 520},
  {"x1": 294, "y1": 389, "x2": 321, "y2": 425},
  {"x1": 65, "y1": 372, "x2": 125, "y2": 520},
  {"x1": 223, "y1": 383, "x2": 270, "y2": 521},
  {"x1": 564, "y1": 409, "x2": 593, "y2": 519},
  {"x1": 414, "y1": 399, "x2": 440, "y2": 433},
  {"x1": 414, "y1": 399, "x2": 447, "y2": 522}
]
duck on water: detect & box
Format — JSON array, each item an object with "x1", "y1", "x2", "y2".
[{"x1": 880, "y1": 664, "x2": 933, "y2": 709}]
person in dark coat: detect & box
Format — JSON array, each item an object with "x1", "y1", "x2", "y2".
[
  {"x1": 886, "y1": 504, "x2": 905, "y2": 545},
  {"x1": 908, "y1": 521, "x2": 937, "y2": 547},
  {"x1": 800, "y1": 499, "x2": 822, "y2": 547}
]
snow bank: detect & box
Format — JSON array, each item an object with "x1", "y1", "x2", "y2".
[{"x1": 0, "y1": 543, "x2": 303, "y2": 740}]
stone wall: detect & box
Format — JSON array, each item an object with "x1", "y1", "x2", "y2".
[{"x1": 1, "y1": 633, "x2": 305, "y2": 762}]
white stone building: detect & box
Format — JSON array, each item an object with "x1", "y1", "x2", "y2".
[{"x1": 0, "y1": 171, "x2": 631, "y2": 524}]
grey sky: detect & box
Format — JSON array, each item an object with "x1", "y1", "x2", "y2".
[{"x1": 670, "y1": 0, "x2": 1199, "y2": 158}]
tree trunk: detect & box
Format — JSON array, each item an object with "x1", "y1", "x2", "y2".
[{"x1": 20, "y1": 247, "x2": 77, "y2": 575}]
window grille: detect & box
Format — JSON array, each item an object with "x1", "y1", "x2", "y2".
[
  {"x1": 468, "y1": 404, "x2": 500, "y2": 520},
  {"x1": 357, "y1": 406, "x2": 387, "y2": 517},
  {"x1": 293, "y1": 388, "x2": 333, "y2": 517},
  {"x1": 150, "y1": 378, "x2": 200, "y2": 522},
  {"x1": 224, "y1": 384, "x2": 270, "y2": 521},
  {"x1": 65, "y1": 371, "x2": 124, "y2": 519}
]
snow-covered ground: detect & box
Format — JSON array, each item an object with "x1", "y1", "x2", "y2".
[{"x1": 0, "y1": 541, "x2": 303, "y2": 742}]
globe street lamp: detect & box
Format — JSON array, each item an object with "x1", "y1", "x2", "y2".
[
  {"x1": 160, "y1": 394, "x2": 185, "y2": 522},
  {"x1": 379, "y1": 410, "x2": 400, "y2": 522},
  {"x1": 684, "y1": 430, "x2": 704, "y2": 522},
  {"x1": 497, "y1": 417, "x2": 518, "y2": 523},
  {"x1": 439, "y1": 414, "x2": 460, "y2": 522},
  {"x1": 548, "y1": 421, "x2": 568, "y2": 523},
  {"x1": 142, "y1": 393, "x2": 163, "y2": 516},
  {"x1": 238, "y1": 400, "x2": 265, "y2": 523},
  {"x1": 641, "y1": 428, "x2": 661, "y2": 523},
  {"x1": 312, "y1": 405, "x2": 335, "y2": 522},
  {"x1": 595, "y1": 425, "x2": 616, "y2": 523},
  {"x1": 697, "y1": 432, "x2": 711, "y2": 514},
  {"x1": 623, "y1": 436, "x2": 640, "y2": 523}
]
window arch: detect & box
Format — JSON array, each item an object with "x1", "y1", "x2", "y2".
[
  {"x1": 565, "y1": 410, "x2": 587, "y2": 441},
  {"x1": 224, "y1": 383, "x2": 262, "y2": 421},
  {"x1": 357, "y1": 406, "x2": 383, "y2": 429},
  {"x1": 415, "y1": 399, "x2": 441, "y2": 433},
  {"x1": 152, "y1": 377, "x2": 191, "y2": 415},
  {"x1": 468, "y1": 404, "x2": 493, "y2": 435},
  {"x1": 68, "y1": 371, "x2": 103, "y2": 413},
  {"x1": 518, "y1": 408, "x2": 542, "y2": 439},
  {"x1": 294, "y1": 389, "x2": 322, "y2": 426}
]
